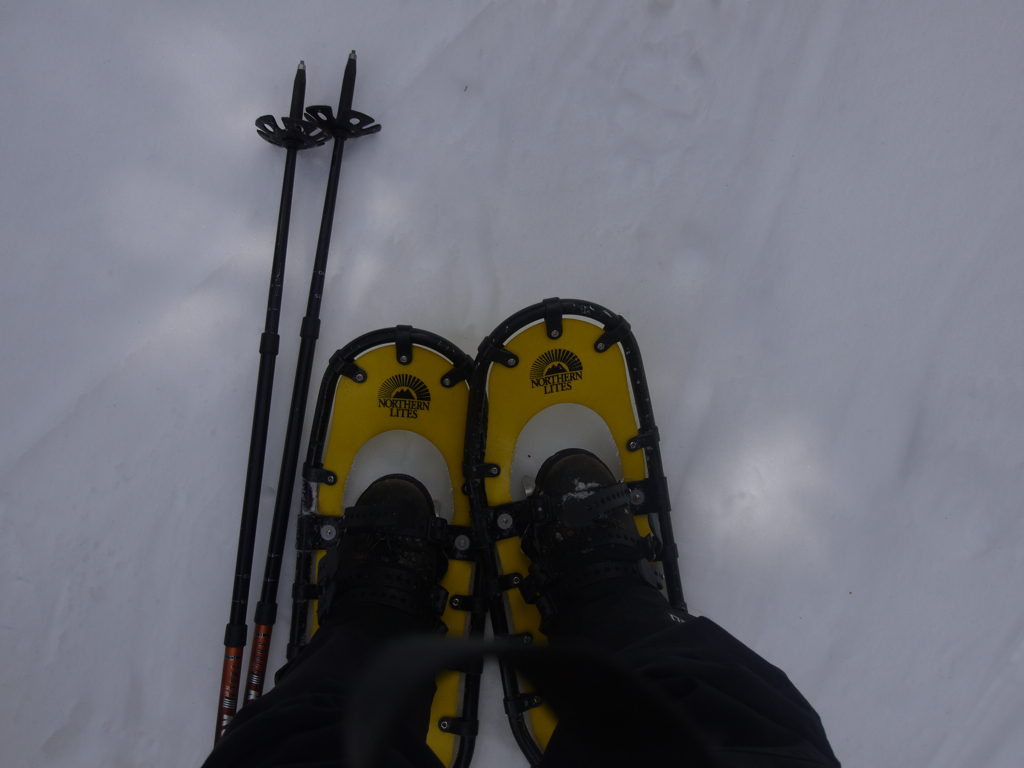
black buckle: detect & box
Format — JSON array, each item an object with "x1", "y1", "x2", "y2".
[
  {"x1": 296, "y1": 514, "x2": 342, "y2": 550},
  {"x1": 477, "y1": 337, "x2": 519, "y2": 368},
  {"x1": 619, "y1": 476, "x2": 670, "y2": 516},
  {"x1": 302, "y1": 463, "x2": 338, "y2": 486},
  {"x1": 463, "y1": 462, "x2": 501, "y2": 480},
  {"x1": 441, "y1": 358, "x2": 474, "y2": 388},
  {"x1": 626, "y1": 427, "x2": 660, "y2": 452},
  {"x1": 438, "y1": 717, "x2": 478, "y2": 737},
  {"x1": 504, "y1": 692, "x2": 544, "y2": 715},
  {"x1": 427, "y1": 516, "x2": 449, "y2": 544},
  {"x1": 448, "y1": 594, "x2": 487, "y2": 612},
  {"x1": 642, "y1": 533, "x2": 662, "y2": 561},
  {"x1": 518, "y1": 564, "x2": 558, "y2": 619},
  {"x1": 594, "y1": 314, "x2": 631, "y2": 351},
  {"x1": 488, "y1": 573, "x2": 524, "y2": 595},
  {"x1": 430, "y1": 586, "x2": 450, "y2": 617},
  {"x1": 517, "y1": 562, "x2": 552, "y2": 604},
  {"x1": 395, "y1": 325, "x2": 413, "y2": 364},
  {"x1": 475, "y1": 501, "x2": 528, "y2": 544},
  {"x1": 329, "y1": 350, "x2": 367, "y2": 383},
  {"x1": 542, "y1": 297, "x2": 563, "y2": 339}
]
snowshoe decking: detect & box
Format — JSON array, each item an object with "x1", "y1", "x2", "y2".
[
  {"x1": 463, "y1": 298, "x2": 686, "y2": 763},
  {"x1": 289, "y1": 326, "x2": 483, "y2": 768}
]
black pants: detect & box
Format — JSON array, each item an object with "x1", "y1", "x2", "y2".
[{"x1": 204, "y1": 583, "x2": 839, "y2": 767}]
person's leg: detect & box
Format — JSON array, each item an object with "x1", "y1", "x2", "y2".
[
  {"x1": 523, "y1": 450, "x2": 839, "y2": 768},
  {"x1": 540, "y1": 581, "x2": 839, "y2": 767},
  {"x1": 202, "y1": 475, "x2": 449, "y2": 768},
  {"x1": 204, "y1": 606, "x2": 443, "y2": 768}
]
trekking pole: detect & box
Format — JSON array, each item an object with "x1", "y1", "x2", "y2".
[
  {"x1": 241, "y1": 51, "x2": 380, "y2": 706},
  {"x1": 215, "y1": 62, "x2": 327, "y2": 745}
]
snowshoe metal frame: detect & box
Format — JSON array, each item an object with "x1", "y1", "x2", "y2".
[
  {"x1": 289, "y1": 326, "x2": 484, "y2": 768},
  {"x1": 463, "y1": 298, "x2": 685, "y2": 763}
]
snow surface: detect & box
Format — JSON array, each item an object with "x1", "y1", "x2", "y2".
[{"x1": 2, "y1": 2, "x2": 1023, "y2": 766}]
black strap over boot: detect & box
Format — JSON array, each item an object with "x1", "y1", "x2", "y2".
[
  {"x1": 316, "y1": 474, "x2": 450, "y2": 634},
  {"x1": 518, "y1": 449, "x2": 665, "y2": 629}
]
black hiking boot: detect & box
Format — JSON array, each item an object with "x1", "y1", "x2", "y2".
[
  {"x1": 315, "y1": 474, "x2": 450, "y2": 635},
  {"x1": 519, "y1": 449, "x2": 667, "y2": 639}
]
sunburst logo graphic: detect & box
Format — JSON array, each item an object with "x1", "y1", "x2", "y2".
[
  {"x1": 530, "y1": 349, "x2": 583, "y2": 395},
  {"x1": 378, "y1": 374, "x2": 431, "y2": 418}
]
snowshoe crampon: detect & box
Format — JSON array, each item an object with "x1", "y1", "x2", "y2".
[
  {"x1": 464, "y1": 298, "x2": 686, "y2": 762},
  {"x1": 289, "y1": 326, "x2": 482, "y2": 767}
]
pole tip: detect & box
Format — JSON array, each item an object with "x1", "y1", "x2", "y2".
[
  {"x1": 349, "y1": 50, "x2": 357, "y2": 60},
  {"x1": 298, "y1": 60, "x2": 306, "y2": 70}
]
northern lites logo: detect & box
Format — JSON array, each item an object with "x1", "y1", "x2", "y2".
[
  {"x1": 378, "y1": 375, "x2": 431, "y2": 418},
  {"x1": 530, "y1": 349, "x2": 583, "y2": 395}
]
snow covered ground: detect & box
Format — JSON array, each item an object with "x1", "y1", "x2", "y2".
[{"x1": 2, "y1": 2, "x2": 1023, "y2": 765}]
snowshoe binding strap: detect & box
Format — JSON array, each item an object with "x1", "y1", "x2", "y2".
[
  {"x1": 316, "y1": 547, "x2": 450, "y2": 633},
  {"x1": 556, "y1": 482, "x2": 632, "y2": 528},
  {"x1": 340, "y1": 503, "x2": 419, "y2": 529}
]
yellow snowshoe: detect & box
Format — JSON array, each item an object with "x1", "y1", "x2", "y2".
[
  {"x1": 288, "y1": 326, "x2": 483, "y2": 768},
  {"x1": 462, "y1": 298, "x2": 686, "y2": 763}
]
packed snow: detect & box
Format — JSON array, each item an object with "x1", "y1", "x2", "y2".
[{"x1": 2, "y1": 2, "x2": 1023, "y2": 766}]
